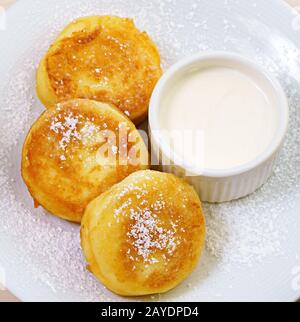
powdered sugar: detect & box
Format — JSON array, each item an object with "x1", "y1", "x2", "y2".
[
  {"x1": 50, "y1": 112, "x2": 81, "y2": 151},
  {"x1": 127, "y1": 208, "x2": 179, "y2": 264}
]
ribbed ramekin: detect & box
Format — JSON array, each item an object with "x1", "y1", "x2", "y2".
[{"x1": 149, "y1": 52, "x2": 289, "y2": 203}]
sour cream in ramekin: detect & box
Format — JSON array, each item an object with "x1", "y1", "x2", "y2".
[{"x1": 149, "y1": 52, "x2": 289, "y2": 202}]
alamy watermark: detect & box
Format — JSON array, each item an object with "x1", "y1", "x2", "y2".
[
  {"x1": 291, "y1": 265, "x2": 300, "y2": 292},
  {"x1": 0, "y1": 6, "x2": 6, "y2": 31},
  {"x1": 93, "y1": 126, "x2": 205, "y2": 176},
  {"x1": 292, "y1": 6, "x2": 300, "y2": 31},
  {"x1": 0, "y1": 265, "x2": 6, "y2": 291},
  {"x1": 51, "y1": 114, "x2": 206, "y2": 176}
]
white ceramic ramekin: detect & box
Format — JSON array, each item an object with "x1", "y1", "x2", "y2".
[{"x1": 149, "y1": 52, "x2": 289, "y2": 203}]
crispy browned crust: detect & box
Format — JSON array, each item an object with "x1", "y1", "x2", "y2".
[
  {"x1": 21, "y1": 99, "x2": 149, "y2": 223},
  {"x1": 81, "y1": 170, "x2": 206, "y2": 296},
  {"x1": 36, "y1": 16, "x2": 163, "y2": 124}
]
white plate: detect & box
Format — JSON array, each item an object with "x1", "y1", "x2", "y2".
[{"x1": 0, "y1": 0, "x2": 300, "y2": 302}]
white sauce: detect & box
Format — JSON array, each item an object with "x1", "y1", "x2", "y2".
[{"x1": 160, "y1": 66, "x2": 279, "y2": 170}]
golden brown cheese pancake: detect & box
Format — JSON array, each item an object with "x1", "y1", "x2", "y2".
[
  {"x1": 36, "y1": 16, "x2": 163, "y2": 124},
  {"x1": 22, "y1": 99, "x2": 149, "y2": 223},
  {"x1": 81, "y1": 170, "x2": 206, "y2": 296}
]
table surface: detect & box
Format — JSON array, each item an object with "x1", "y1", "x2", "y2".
[{"x1": 0, "y1": 0, "x2": 299, "y2": 303}]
